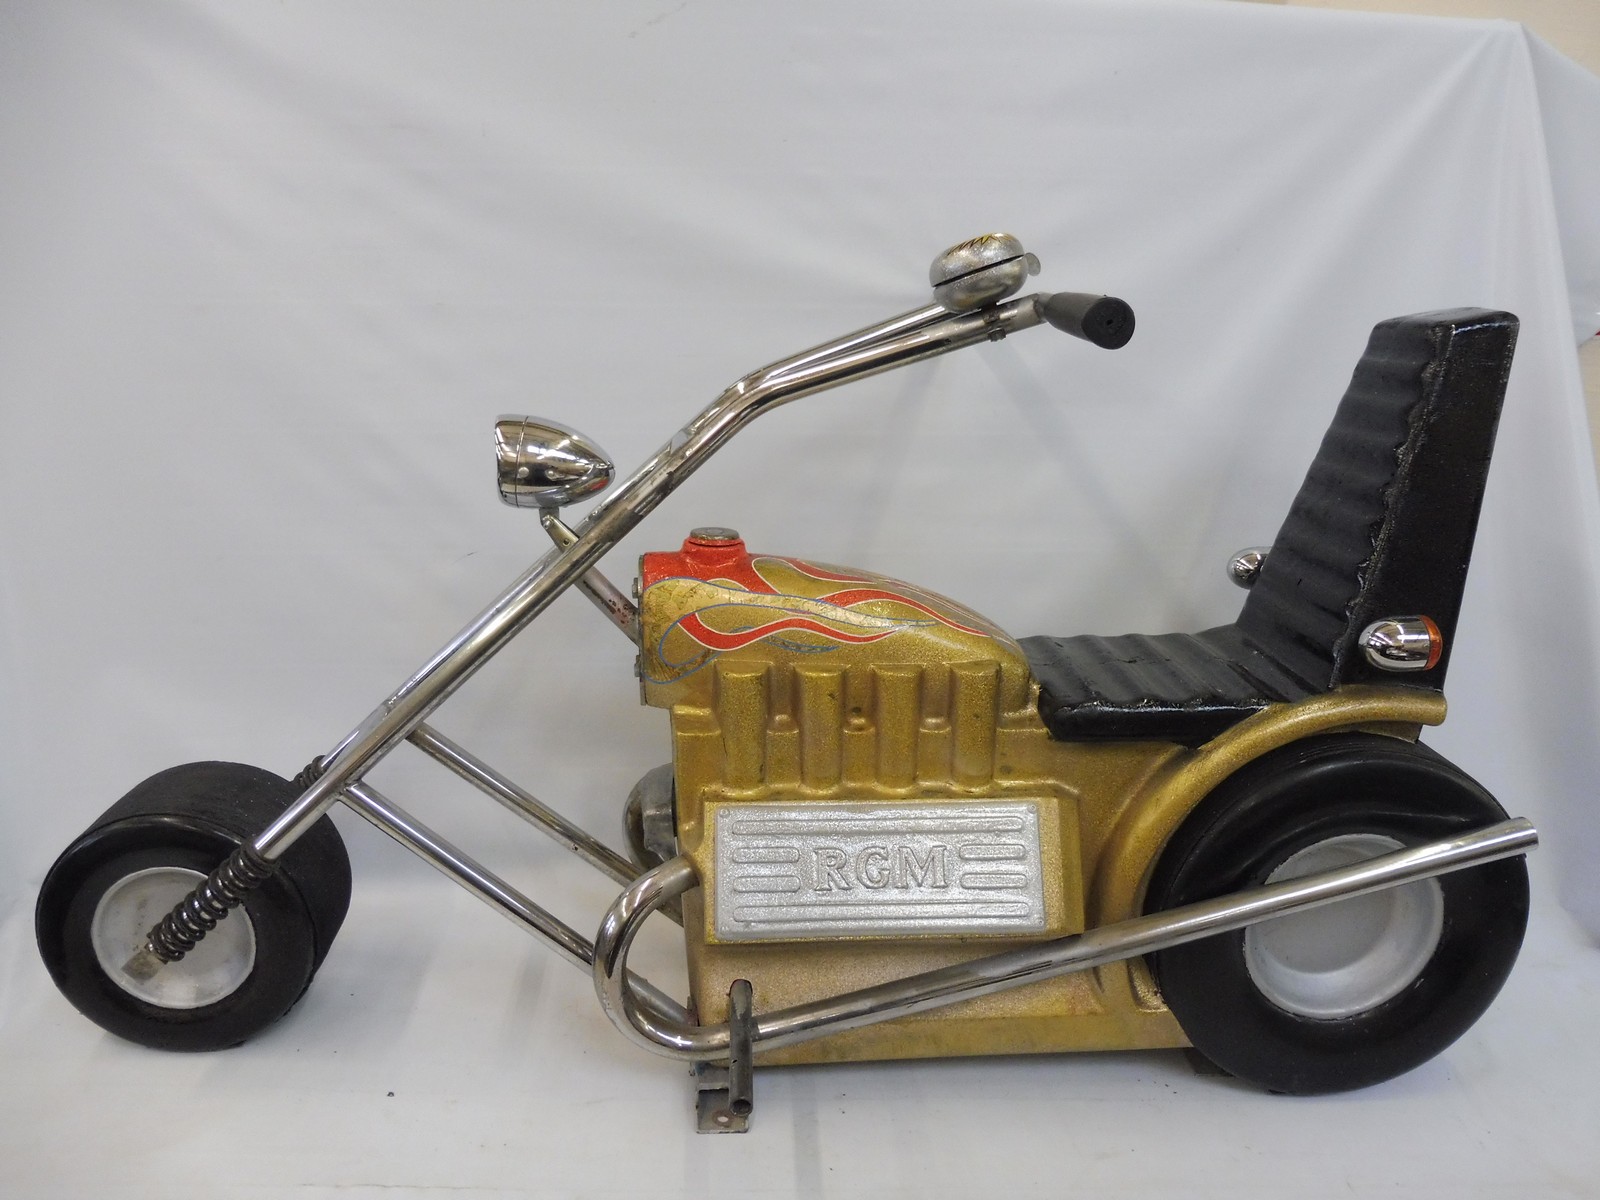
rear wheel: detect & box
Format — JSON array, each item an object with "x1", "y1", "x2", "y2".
[
  {"x1": 1145, "y1": 734, "x2": 1528, "y2": 1094},
  {"x1": 36, "y1": 762, "x2": 352, "y2": 1051}
]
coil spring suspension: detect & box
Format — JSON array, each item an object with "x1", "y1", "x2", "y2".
[
  {"x1": 142, "y1": 845, "x2": 276, "y2": 963},
  {"x1": 139, "y1": 756, "x2": 327, "y2": 965},
  {"x1": 291, "y1": 756, "x2": 326, "y2": 792}
]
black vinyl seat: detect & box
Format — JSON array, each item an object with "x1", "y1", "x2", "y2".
[
  {"x1": 1023, "y1": 626, "x2": 1312, "y2": 746},
  {"x1": 1022, "y1": 308, "x2": 1519, "y2": 746}
]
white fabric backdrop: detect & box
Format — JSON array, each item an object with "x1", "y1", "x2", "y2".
[
  {"x1": 3, "y1": 2, "x2": 1598, "y2": 1196},
  {"x1": 1528, "y1": 30, "x2": 1600, "y2": 342}
]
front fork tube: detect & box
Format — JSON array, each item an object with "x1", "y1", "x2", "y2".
[{"x1": 131, "y1": 500, "x2": 637, "y2": 974}]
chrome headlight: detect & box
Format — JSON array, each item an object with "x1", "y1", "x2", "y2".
[{"x1": 494, "y1": 417, "x2": 614, "y2": 510}]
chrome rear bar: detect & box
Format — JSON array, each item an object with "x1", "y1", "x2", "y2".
[{"x1": 593, "y1": 817, "x2": 1537, "y2": 1060}]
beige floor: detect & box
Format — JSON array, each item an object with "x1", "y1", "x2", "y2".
[{"x1": 1238, "y1": 0, "x2": 1600, "y2": 472}]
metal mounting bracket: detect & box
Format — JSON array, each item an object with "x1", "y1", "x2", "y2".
[
  {"x1": 693, "y1": 980, "x2": 756, "y2": 1134},
  {"x1": 693, "y1": 1062, "x2": 748, "y2": 1134}
]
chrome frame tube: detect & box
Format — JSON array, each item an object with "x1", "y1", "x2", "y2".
[
  {"x1": 539, "y1": 511, "x2": 640, "y2": 644},
  {"x1": 406, "y1": 723, "x2": 641, "y2": 889},
  {"x1": 761, "y1": 302, "x2": 951, "y2": 382},
  {"x1": 341, "y1": 781, "x2": 690, "y2": 1025},
  {"x1": 245, "y1": 294, "x2": 1048, "y2": 865},
  {"x1": 593, "y1": 818, "x2": 1538, "y2": 1061}
]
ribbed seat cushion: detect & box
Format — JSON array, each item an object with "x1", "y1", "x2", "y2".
[
  {"x1": 1024, "y1": 309, "x2": 1518, "y2": 746},
  {"x1": 1022, "y1": 626, "x2": 1316, "y2": 745}
]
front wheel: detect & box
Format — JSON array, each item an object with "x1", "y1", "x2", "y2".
[
  {"x1": 1145, "y1": 734, "x2": 1528, "y2": 1095},
  {"x1": 36, "y1": 762, "x2": 352, "y2": 1052}
]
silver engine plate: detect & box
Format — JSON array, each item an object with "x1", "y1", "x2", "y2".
[{"x1": 711, "y1": 800, "x2": 1047, "y2": 941}]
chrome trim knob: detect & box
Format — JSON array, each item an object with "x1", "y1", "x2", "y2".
[
  {"x1": 689, "y1": 527, "x2": 741, "y2": 543},
  {"x1": 1359, "y1": 616, "x2": 1443, "y2": 671},
  {"x1": 494, "y1": 417, "x2": 614, "y2": 509},
  {"x1": 929, "y1": 233, "x2": 1040, "y2": 312},
  {"x1": 1227, "y1": 546, "x2": 1271, "y2": 589}
]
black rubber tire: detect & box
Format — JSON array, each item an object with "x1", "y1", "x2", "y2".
[
  {"x1": 36, "y1": 762, "x2": 352, "y2": 1051},
  {"x1": 1145, "y1": 734, "x2": 1528, "y2": 1095}
]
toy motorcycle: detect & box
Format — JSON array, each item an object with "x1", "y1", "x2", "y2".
[{"x1": 36, "y1": 235, "x2": 1536, "y2": 1131}]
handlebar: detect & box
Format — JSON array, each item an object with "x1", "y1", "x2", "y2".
[
  {"x1": 925, "y1": 233, "x2": 1133, "y2": 349},
  {"x1": 261, "y1": 233, "x2": 1140, "y2": 873},
  {"x1": 1040, "y1": 292, "x2": 1136, "y2": 349}
]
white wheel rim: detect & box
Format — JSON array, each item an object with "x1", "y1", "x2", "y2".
[
  {"x1": 1244, "y1": 833, "x2": 1444, "y2": 1020},
  {"x1": 91, "y1": 867, "x2": 257, "y2": 1009}
]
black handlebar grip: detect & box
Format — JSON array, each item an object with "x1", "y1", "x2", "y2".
[{"x1": 1040, "y1": 292, "x2": 1135, "y2": 349}]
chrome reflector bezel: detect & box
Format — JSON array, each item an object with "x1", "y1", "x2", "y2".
[{"x1": 494, "y1": 417, "x2": 613, "y2": 509}]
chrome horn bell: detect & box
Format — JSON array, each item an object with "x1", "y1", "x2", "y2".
[
  {"x1": 929, "y1": 233, "x2": 1041, "y2": 312},
  {"x1": 494, "y1": 417, "x2": 614, "y2": 510}
]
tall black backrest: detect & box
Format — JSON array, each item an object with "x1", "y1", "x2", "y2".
[{"x1": 1235, "y1": 308, "x2": 1519, "y2": 691}]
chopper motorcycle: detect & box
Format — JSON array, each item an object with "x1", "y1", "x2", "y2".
[{"x1": 36, "y1": 234, "x2": 1535, "y2": 1131}]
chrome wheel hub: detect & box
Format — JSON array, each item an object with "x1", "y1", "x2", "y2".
[
  {"x1": 1244, "y1": 834, "x2": 1444, "y2": 1019},
  {"x1": 91, "y1": 867, "x2": 257, "y2": 1009}
]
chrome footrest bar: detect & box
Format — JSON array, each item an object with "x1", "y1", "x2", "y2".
[
  {"x1": 593, "y1": 818, "x2": 1538, "y2": 1061},
  {"x1": 406, "y1": 723, "x2": 642, "y2": 890},
  {"x1": 341, "y1": 782, "x2": 690, "y2": 1026}
]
